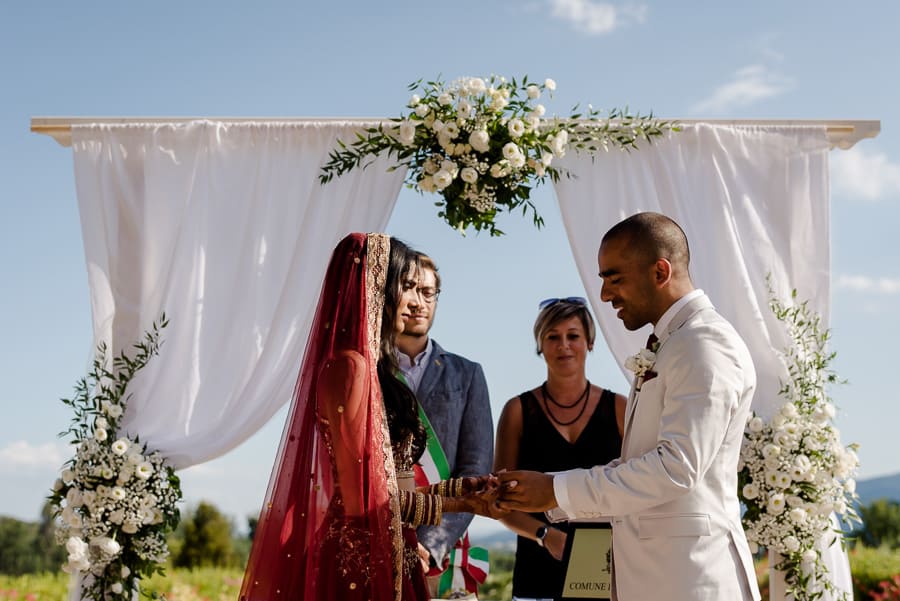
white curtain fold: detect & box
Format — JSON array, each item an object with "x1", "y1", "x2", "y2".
[
  {"x1": 72, "y1": 120, "x2": 405, "y2": 469},
  {"x1": 553, "y1": 123, "x2": 850, "y2": 600}
]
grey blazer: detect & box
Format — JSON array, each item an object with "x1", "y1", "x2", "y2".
[{"x1": 415, "y1": 339, "x2": 494, "y2": 564}]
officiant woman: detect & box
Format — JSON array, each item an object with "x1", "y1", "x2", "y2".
[
  {"x1": 494, "y1": 297, "x2": 625, "y2": 600},
  {"x1": 240, "y1": 233, "x2": 503, "y2": 601}
]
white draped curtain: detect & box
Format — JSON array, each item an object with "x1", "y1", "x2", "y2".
[
  {"x1": 72, "y1": 120, "x2": 406, "y2": 469},
  {"x1": 553, "y1": 123, "x2": 850, "y2": 599}
]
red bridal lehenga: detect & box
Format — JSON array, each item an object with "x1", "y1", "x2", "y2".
[{"x1": 239, "y1": 233, "x2": 429, "y2": 601}]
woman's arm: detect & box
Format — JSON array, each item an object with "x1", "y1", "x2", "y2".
[{"x1": 318, "y1": 350, "x2": 370, "y2": 516}]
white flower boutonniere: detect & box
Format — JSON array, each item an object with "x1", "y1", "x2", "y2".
[{"x1": 625, "y1": 348, "x2": 658, "y2": 387}]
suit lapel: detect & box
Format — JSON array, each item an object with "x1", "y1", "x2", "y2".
[{"x1": 620, "y1": 293, "x2": 714, "y2": 453}]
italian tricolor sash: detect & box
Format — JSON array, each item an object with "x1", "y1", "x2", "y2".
[{"x1": 414, "y1": 402, "x2": 490, "y2": 598}]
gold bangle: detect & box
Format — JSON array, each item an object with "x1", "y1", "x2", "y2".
[
  {"x1": 455, "y1": 478, "x2": 464, "y2": 497},
  {"x1": 433, "y1": 495, "x2": 443, "y2": 525},
  {"x1": 414, "y1": 493, "x2": 425, "y2": 526}
]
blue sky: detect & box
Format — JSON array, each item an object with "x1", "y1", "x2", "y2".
[{"x1": 2, "y1": 1, "x2": 899, "y2": 538}]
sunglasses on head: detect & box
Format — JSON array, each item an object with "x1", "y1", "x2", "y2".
[{"x1": 538, "y1": 296, "x2": 588, "y2": 310}]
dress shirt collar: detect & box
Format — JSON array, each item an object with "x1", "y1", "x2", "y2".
[{"x1": 653, "y1": 288, "x2": 704, "y2": 339}]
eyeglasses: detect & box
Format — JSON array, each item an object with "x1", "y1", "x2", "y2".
[
  {"x1": 538, "y1": 296, "x2": 587, "y2": 310},
  {"x1": 416, "y1": 287, "x2": 441, "y2": 303}
]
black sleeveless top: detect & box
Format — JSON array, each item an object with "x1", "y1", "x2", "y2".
[{"x1": 511, "y1": 387, "x2": 622, "y2": 599}]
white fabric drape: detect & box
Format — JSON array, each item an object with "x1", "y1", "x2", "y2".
[
  {"x1": 72, "y1": 120, "x2": 405, "y2": 469},
  {"x1": 553, "y1": 123, "x2": 850, "y2": 600}
]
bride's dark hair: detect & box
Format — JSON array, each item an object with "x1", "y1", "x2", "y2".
[{"x1": 377, "y1": 237, "x2": 427, "y2": 463}]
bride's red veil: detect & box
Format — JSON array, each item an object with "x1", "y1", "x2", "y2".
[{"x1": 240, "y1": 233, "x2": 402, "y2": 601}]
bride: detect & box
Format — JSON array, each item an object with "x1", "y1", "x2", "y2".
[{"x1": 240, "y1": 233, "x2": 503, "y2": 601}]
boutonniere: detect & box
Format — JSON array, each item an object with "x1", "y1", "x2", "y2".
[{"x1": 626, "y1": 342, "x2": 660, "y2": 389}]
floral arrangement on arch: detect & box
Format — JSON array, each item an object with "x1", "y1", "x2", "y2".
[
  {"x1": 49, "y1": 316, "x2": 181, "y2": 601},
  {"x1": 319, "y1": 75, "x2": 677, "y2": 236},
  {"x1": 738, "y1": 286, "x2": 859, "y2": 601}
]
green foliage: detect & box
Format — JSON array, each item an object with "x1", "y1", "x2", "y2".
[
  {"x1": 849, "y1": 545, "x2": 900, "y2": 600},
  {"x1": 0, "y1": 505, "x2": 66, "y2": 575},
  {"x1": 854, "y1": 499, "x2": 900, "y2": 550},
  {"x1": 173, "y1": 503, "x2": 236, "y2": 569}
]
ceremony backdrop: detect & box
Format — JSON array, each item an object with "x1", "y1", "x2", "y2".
[{"x1": 59, "y1": 119, "x2": 856, "y2": 597}]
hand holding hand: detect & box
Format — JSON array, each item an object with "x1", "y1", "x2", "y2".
[
  {"x1": 496, "y1": 470, "x2": 558, "y2": 513},
  {"x1": 461, "y1": 483, "x2": 509, "y2": 520}
]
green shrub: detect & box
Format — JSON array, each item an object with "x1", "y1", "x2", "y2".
[{"x1": 850, "y1": 545, "x2": 900, "y2": 600}]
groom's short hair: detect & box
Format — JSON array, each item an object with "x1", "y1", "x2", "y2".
[{"x1": 602, "y1": 212, "x2": 690, "y2": 271}]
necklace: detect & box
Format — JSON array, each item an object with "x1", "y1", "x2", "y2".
[{"x1": 541, "y1": 380, "x2": 591, "y2": 426}]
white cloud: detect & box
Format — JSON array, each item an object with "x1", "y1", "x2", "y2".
[
  {"x1": 830, "y1": 146, "x2": 900, "y2": 201},
  {"x1": 691, "y1": 64, "x2": 792, "y2": 114},
  {"x1": 835, "y1": 274, "x2": 900, "y2": 294},
  {"x1": 547, "y1": 0, "x2": 647, "y2": 35},
  {"x1": 0, "y1": 440, "x2": 66, "y2": 471}
]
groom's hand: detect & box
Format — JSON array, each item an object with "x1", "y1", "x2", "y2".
[{"x1": 496, "y1": 470, "x2": 558, "y2": 512}]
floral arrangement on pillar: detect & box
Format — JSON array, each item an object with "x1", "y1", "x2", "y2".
[
  {"x1": 49, "y1": 316, "x2": 182, "y2": 601},
  {"x1": 739, "y1": 288, "x2": 860, "y2": 600},
  {"x1": 319, "y1": 75, "x2": 677, "y2": 235}
]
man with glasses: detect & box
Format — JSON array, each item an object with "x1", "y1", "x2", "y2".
[{"x1": 398, "y1": 253, "x2": 494, "y2": 597}]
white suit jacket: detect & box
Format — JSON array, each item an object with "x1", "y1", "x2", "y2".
[{"x1": 552, "y1": 293, "x2": 761, "y2": 601}]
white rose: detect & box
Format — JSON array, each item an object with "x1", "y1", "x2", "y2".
[
  {"x1": 444, "y1": 122, "x2": 460, "y2": 139},
  {"x1": 110, "y1": 583, "x2": 124, "y2": 595},
  {"x1": 100, "y1": 466, "x2": 115, "y2": 480},
  {"x1": 541, "y1": 151, "x2": 554, "y2": 167},
  {"x1": 432, "y1": 169, "x2": 453, "y2": 190},
  {"x1": 95, "y1": 417, "x2": 109, "y2": 430},
  {"x1": 439, "y1": 160, "x2": 458, "y2": 178},
  {"x1": 93, "y1": 537, "x2": 122, "y2": 557},
  {"x1": 526, "y1": 84, "x2": 540, "y2": 99},
  {"x1": 468, "y1": 77, "x2": 486, "y2": 94},
  {"x1": 507, "y1": 118, "x2": 525, "y2": 139},
  {"x1": 111, "y1": 439, "x2": 129, "y2": 456},
  {"x1": 789, "y1": 507, "x2": 807, "y2": 524},
  {"x1": 398, "y1": 121, "x2": 418, "y2": 146},
  {"x1": 94, "y1": 428, "x2": 108, "y2": 442},
  {"x1": 109, "y1": 509, "x2": 125, "y2": 524},
  {"x1": 767, "y1": 493, "x2": 786, "y2": 515},
  {"x1": 414, "y1": 104, "x2": 429, "y2": 118},
  {"x1": 432, "y1": 119, "x2": 445, "y2": 133},
  {"x1": 844, "y1": 478, "x2": 856, "y2": 494},
  {"x1": 544, "y1": 78, "x2": 556, "y2": 91},
  {"x1": 490, "y1": 162, "x2": 509, "y2": 178},
  {"x1": 418, "y1": 176, "x2": 436, "y2": 193},
  {"x1": 781, "y1": 402, "x2": 799, "y2": 418},
  {"x1": 801, "y1": 549, "x2": 818, "y2": 567},
  {"x1": 742, "y1": 483, "x2": 759, "y2": 500},
  {"x1": 762, "y1": 443, "x2": 780, "y2": 459},
  {"x1": 490, "y1": 95, "x2": 508, "y2": 111},
  {"x1": 135, "y1": 461, "x2": 154, "y2": 480},
  {"x1": 502, "y1": 142, "x2": 521, "y2": 160},
  {"x1": 533, "y1": 104, "x2": 546, "y2": 117},
  {"x1": 121, "y1": 565, "x2": 131, "y2": 578},
  {"x1": 509, "y1": 153, "x2": 526, "y2": 169},
  {"x1": 66, "y1": 536, "x2": 89, "y2": 558},
  {"x1": 783, "y1": 535, "x2": 800, "y2": 553},
  {"x1": 437, "y1": 93, "x2": 452, "y2": 106},
  {"x1": 127, "y1": 453, "x2": 143, "y2": 466},
  {"x1": 61, "y1": 468, "x2": 75, "y2": 484},
  {"x1": 748, "y1": 416, "x2": 764, "y2": 433},
  {"x1": 111, "y1": 486, "x2": 126, "y2": 501},
  {"x1": 408, "y1": 94, "x2": 420, "y2": 107},
  {"x1": 460, "y1": 167, "x2": 478, "y2": 184},
  {"x1": 457, "y1": 99, "x2": 472, "y2": 118},
  {"x1": 469, "y1": 130, "x2": 490, "y2": 153}
]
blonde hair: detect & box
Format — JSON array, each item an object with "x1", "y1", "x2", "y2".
[{"x1": 533, "y1": 300, "x2": 596, "y2": 355}]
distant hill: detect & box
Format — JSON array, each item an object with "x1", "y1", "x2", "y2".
[{"x1": 856, "y1": 471, "x2": 900, "y2": 506}]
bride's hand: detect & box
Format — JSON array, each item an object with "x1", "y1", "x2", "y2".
[
  {"x1": 459, "y1": 474, "x2": 501, "y2": 495},
  {"x1": 461, "y1": 486, "x2": 508, "y2": 520}
]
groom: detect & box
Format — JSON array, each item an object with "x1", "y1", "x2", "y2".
[{"x1": 497, "y1": 212, "x2": 761, "y2": 601}]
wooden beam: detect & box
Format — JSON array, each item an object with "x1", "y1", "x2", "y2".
[{"x1": 30, "y1": 116, "x2": 880, "y2": 150}]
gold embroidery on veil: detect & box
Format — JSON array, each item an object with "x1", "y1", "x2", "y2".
[{"x1": 365, "y1": 233, "x2": 403, "y2": 601}]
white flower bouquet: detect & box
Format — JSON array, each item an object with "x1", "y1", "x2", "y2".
[
  {"x1": 738, "y1": 288, "x2": 859, "y2": 600},
  {"x1": 319, "y1": 75, "x2": 676, "y2": 235},
  {"x1": 49, "y1": 316, "x2": 181, "y2": 601}
]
